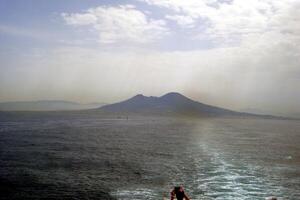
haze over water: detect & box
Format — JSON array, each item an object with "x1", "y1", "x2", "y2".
[
  {"x1": 1, "y1": 1, "x2": 300, "y2": 199},
  {"x1": 1, "y1": 0, "x2": 300, "y2": 117},
  {"x1": 1, "y1": 113, "x2": 299, "y2": 199}
]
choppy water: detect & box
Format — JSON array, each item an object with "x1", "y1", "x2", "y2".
[{"x1": 0, "y1": 112, "x2": 300, "y2": 199}]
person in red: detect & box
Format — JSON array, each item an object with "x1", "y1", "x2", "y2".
[{"x1": 170, "y1": 186, "x2": 190, "y2": 200}]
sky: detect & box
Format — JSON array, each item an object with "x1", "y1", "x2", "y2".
[{"x1": 0, "y1": 0, "x2": 300, "y2": 116}]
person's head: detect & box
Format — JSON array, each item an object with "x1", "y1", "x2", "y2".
[{"x1": 174, "y1": 186, "x2": 183, "y2": 193}]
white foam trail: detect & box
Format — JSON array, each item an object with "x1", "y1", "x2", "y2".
[
  {"x1": 194, "y1": 143, "x2": 286, "y2": 200},
  {"x1": 112, "y1": 188, "x2": 160, "y2": 199}
]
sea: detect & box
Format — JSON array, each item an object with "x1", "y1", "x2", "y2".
[{"x1": 0, "y1": 112, "x2": 299, "y2": 199}]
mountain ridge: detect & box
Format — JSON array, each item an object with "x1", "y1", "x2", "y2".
[{"x1": 98, "y1": 92, "x2": 264, "y2": 118}]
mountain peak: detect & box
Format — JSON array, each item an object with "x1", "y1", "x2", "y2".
[
  {"x1": 134, "y1": 94, "x2": 145, "y2": 98},
  {"x1": 130, "y1": 94, "x2": 147, "y2": 100},
  {"x1": 98, "y1": 92, "x2": 246, "y2": 117},
  {"x1": 160, "y1": 92, "x2": 185, "y2": 98},
  {"x1": 159, "y1": 92, "x2": 191, "y2": 102}
]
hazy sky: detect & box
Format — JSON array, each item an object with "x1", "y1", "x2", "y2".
[{"x1": 0, "y1": 0, "x2": 299, "y2": 116}]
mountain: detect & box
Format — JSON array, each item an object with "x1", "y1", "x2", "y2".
[
  {"x1": 98, "y1": 92, "x2": 260, "y2": 117},
  {"x1": 0, "y1": 100, "x2": 106, "y2": 111}
]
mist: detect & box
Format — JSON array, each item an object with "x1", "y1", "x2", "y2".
[{"x1": 0, "y1": 0, "x2": 299, "y2": 117}]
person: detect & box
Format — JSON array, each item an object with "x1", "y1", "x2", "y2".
[{"x1": 170, "y1": 186, "x2": 190, "y2": 200}]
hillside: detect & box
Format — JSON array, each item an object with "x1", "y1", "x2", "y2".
[{"x1": 98, "y1": 92, "x2": 257, "y2": 117}]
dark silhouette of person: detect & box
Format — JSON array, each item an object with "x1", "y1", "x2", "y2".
[{"x1": 170, "y1": 186, "x2": 190, "y2": 200}]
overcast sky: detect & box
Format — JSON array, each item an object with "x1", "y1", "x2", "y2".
[{"x1": 0, "y1": 0, "x2": 299, "y2": 116}]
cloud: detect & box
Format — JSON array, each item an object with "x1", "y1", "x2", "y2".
[
  {"x1": 62, "y1": 5, "x2": 169, "y2": 44},
  {"x1": 140, "y1": 0, "x2": 300, "y2": 45},
  {"x1": 165, "y1": 15, "x2": 195, "y2": 28},
  {"x1": 1, "y1": 1, "x2": 299, "y2": 117},
  {"x1": 61, "y1": 13, "x2": 97, "y2": 26},
  {"x1": 2, "y1": 31, "x2": 300, "y2": 116}
]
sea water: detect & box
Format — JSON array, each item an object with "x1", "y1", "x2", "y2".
[{"x1": 0, "y1": 113, "x2": 299, "y2": 199}]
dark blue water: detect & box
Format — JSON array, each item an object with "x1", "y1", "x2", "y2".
[{"x1": 0, "y1": 112, "x2": 299, "y2": 199}]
